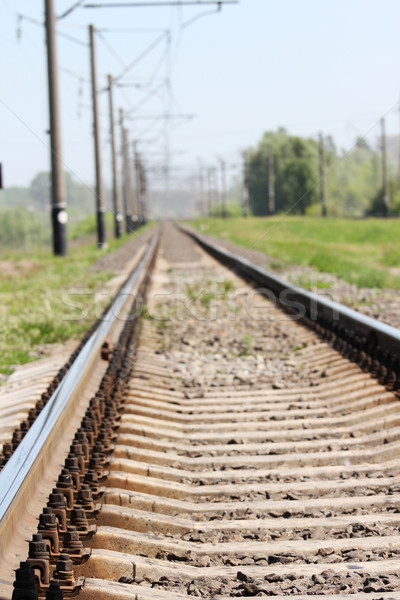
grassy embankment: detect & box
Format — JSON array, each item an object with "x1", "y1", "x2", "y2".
[
  {"x1": 0, "y1": 222, "x2": 151, "y2": 376},
  {"x1": 191, "y1": 216, "x2": 400, "y2": 290}
]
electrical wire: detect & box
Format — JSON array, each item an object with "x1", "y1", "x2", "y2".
[
  {"x1": 116, "y1": 80, "x2": 165, "y2": 87},
  {"x1": 97, "y1": 27, "x2": 168, "y2": 32},
  {"x1": 16, "y1": 12, "x2": 87, "y2": 46},
  {"x1": 57, "y1": 29, "x2": 88, "y2": 47},
  {"x1": 126, "y1": 113, "x2": 194, "y2": 120},
  {"x1": 96, "y1": 29, "x2": 127, "y2": 69},
  {"x1": 126, "y1": 80, "x2": 168, "y2": 114},
  {"x1": 119, "y1": 86, "x2": 136, "y2": 113},
  {"x1": 181, "y1": 3, "x2": 221, "y2": 28},
  {"x1": 60, "y1": 66, "x2": 91, "y2": 82},
  {"x1": 147, "y1": 42, "x2": 170, "y2": 81},
  {"x1": 83, "y1": 1, "x2": 238, "y2": 7},
  {"x1": 136, "y1": 117, "x2": 165, "y2": 139},
  {"x1": 114, "y1": 31, "x2": 168, "y2": 81},
  {"x1": 57, "y1": 0, "x2": 86, "y2": 19},
  {"x1": 17, "y1": 13, "x2": 43, "y2": 26}
]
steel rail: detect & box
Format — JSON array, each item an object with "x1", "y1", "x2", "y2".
[
  {"x1": 0, "y1": 230, "x2": 160, "y2": 584},
  {"x1": 180, "y1": 225, "x2": 400, "y2": 358}
]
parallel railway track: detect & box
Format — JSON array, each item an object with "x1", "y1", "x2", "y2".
[{"x1": 2, "y1": 222, "x2": 400, "y2": 599}]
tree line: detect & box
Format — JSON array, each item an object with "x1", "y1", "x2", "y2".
[{"x1": 246, "y1": 128, "x2": 400, "y2": 217}]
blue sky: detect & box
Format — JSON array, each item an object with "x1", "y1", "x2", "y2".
[{"x1": 1, "y1": 0, "x2": 400, "y2": 189}]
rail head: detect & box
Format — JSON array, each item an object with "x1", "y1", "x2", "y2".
[{"x1": 179, "y1": 224, "x2": 400, "y2": 360}]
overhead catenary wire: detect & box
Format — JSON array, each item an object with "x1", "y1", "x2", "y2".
[
  {"x1": 181, "y1": 2, "x2": 222, "y2": 28},
  {"x1": 57, "y1": 0, "x2": 86, "y2": 19},
  {"x1": 116, "y1": 79, "x2": 166, "y2": 87},
  {"x1": 94, "y1": 27, "x2": 171, "y2": 113},
  {"x1": 17, "y1": 12, "x2": 88, "y2": 46},
  {"x1": 6, "y1": 0, "x2": 239, "y2": 214},
  {"x1": 126, "y1": 80, "x2": 168, "y2": 114},
  {"x1": 57, "y1": 29, "x2": 88, "y2": 47},
  {"x1": 0, "y1": 13, "x2": 167, "y2": 221},
  {"x1": 49, "y1": 0, "x2": 195, "y2": 192},
  {"x1": 96, "y1": 29, "x2": 130, "y2": 69},
  {"x1": 125, "y1": 113, "x2": 194, "y2": 120},
  {"x1": 97, "y1": 27, "x2": 170, "y2": 32},
  {"x1": 135, "y1": 117, "x2": 166, "y2": 140},
  {"x1": 114, "y1": 31, "x2": 169, "y2": 81},
  {"x1": 83, "y1": 1, "x2": 239, "y2": 7},
  {"x1": 147, "y1": 37, "x2": 171, "y2": 81}
]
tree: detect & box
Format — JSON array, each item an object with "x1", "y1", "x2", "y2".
[
  {"x1": 246, "y1": 129, "x2": 387, "y2": 218},
  {"x1": 328, "y1": 140, "x2": 380, "y2": 217},
  {"x1": 247, "y1": 129, "x2": 319, "y2": 215}
]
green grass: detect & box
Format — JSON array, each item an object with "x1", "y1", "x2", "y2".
[
  {"x1": 190, "y1": 216, "x2": 400, "y2": 290},
  {"x1": 239, "y1": 333, "x2": 254, "y2": 356},
  {"x1": 0, "y1": 223, "x2": 152, "y2": 375},
  {"x1": 68, "y1": 212, "x2": 116, "y2": 240}
]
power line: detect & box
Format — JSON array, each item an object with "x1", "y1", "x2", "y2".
[
  {"x1": 57, "y1": 0, "x2": 86, "y2": 19},
  {"x1": 97, "y1": 27, "x2": 170, "y2": 32},
  {"x1": 181, "y1": 2, "x2": 221, "y2": 28},
  {"x1": 57, "y1": 29, "x2": 88, "y2": 47},
  {"x1": 147, "y1": 36, "x2": 171, "y2": 81},
  {"x1": 96, "y1": 29, "x2": 126, "y2": 68},
  {"x1": 83, "y1": 1, "x2": 239, "y2": 7},
  {"x1": 136, "y1": 117, "x2": 165, "y2": 139},
  {"x1": 126, "y1": 80, "x2": 168, "y2": 113},
  {"x1": 60, "y1": 66, "x2": 90, "y2": 82},
  {"x1": 114, "y1": 31, "x2": 169, "y2": 81},
  {"x1": 116, "y1": 79, "x2": 165, "y2": 87},
  {"x1": 125, "y1": 113, "x2": 194, "y2": 120},
  {"x1": 17, "y1": 13, "x2": 43, "y2": 26},
  {"x1": 93, "y1": 24, "x2": 171, "y2": 92},
  {"x1": 17, "y1": 12, "x2": 88, "y2": 45},
  {"x1": 95, "y1": 28, "x2": 171, "y2": 108}
]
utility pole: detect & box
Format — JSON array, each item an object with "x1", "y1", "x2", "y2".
[
  {"x1": 89, "y1": 24, "x2": 106, "y2": 248},
  {"x1": 108, "y1": 74, "x2": 122, "y2": 238},
  {"x1": 381, "y1": 117, "x2": 390, "y2": 217},
  {"x1": 242, "y1": 151, "x2": 249, "y2": 217},
  {"x1": 207, "y1": 167, "x2": 212, "y2": 216},
  {"x1": 397, "y1": 104, "x2": 400, "y2": 187},
  {"x1": 219, "y1": 157, "x2": 227, "y2": 218},
  {"x1": 268, "y1": 145, "x2": 275, "y2": 216},
  {"x1": 140, "y1": 162, "x2": 147, "y2": 223},
  {"x1": 132, "y1": 140, "x2": 140, "y2": 229},
  {"x1": 213, "y1": 167, "x2": 219, "y2": 217},
  {"x1": 318, "y1": 133, "x2": 327, "y2": 217},
  {"x1": 119, "y1": 109, "x2": 129, "y2": 231},
  {"x1": 45, "y1": 0, "x2": 67, "y2": 256},
  {"x1": 124, "y1": 129, "x2": 133, "y2": 231},
  {"x1": 198, "y1": 164, "x2": 205, "y2": 216}
]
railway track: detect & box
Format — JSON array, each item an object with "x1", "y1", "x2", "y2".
[{"x1": 2, "y1": 222, "x2": 400, "y2": 599}]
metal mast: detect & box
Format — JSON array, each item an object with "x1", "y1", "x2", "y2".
[
  {"x1": 89, "y1": 24, "x2": 106, "y2": 247},
  {"x1": 45, "y1": 0, "x2": 68, "y2": 256},
  {"x1": 108, "y1": 74, "x2": 122, "y2": 238}
]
